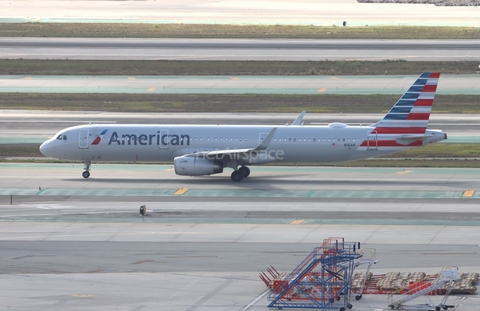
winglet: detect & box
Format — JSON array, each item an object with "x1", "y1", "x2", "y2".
[
  {"x1": 255, "y1": 127, "x2": 277, "y2": 150},
  {"x1": 291, "y1": 111, "x2": 306, "y2": 126}
]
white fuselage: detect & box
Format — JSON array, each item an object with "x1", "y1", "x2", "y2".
[{"x1": 40, "y1": 123, "x2": 435, "y2": 164}]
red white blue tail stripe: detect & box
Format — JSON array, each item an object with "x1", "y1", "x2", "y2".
[{"x1": 371, "y1": 72, "x2": 440, "y2": 135}]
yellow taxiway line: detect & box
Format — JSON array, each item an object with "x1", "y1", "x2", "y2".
[{"x1": 174, "y1": 188, "x2": 189, "y2": 195}]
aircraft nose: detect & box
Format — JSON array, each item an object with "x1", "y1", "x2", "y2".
[{"x1": 39, "y1": 141, "x2": 53, "y2": 157}]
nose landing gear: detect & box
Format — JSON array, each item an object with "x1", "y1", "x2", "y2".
[{"x1": 82, "y1": 161, "x2": 91, "y2": 178}]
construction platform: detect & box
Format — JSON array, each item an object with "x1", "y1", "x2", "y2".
[{"x1": 261, "y1": 238, "x2": 478, "y2": 310}]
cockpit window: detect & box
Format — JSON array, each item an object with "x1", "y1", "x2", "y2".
[{"x1": 56, "y1": 134, "x2": 68, "y2": 140}]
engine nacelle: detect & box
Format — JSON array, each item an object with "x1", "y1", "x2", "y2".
[{"x1": 174, "y1": 156, "x2": 223, "y2": 176}]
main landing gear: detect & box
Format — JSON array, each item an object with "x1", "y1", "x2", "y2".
[
  {"x1": 82, "y1": 161, "x2": 91, "y2": 178},
  {"x1": 231, "y1": 166, "x2": 250, "y2": 182}
]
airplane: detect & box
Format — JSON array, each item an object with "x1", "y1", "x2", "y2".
[{"x1": 39, "y1": 72, "x2": 447, "y2": 182}]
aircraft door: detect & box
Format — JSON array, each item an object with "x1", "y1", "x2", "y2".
[
  {"x1": 159, "y1": 129, "x2": 169, "y2": 149},
  {"x1": 79, "y1": 129, "x2": 89, "y2": 149},
  {"x1": 367, "y1": 130, "x2": 378, "y2": 151}
]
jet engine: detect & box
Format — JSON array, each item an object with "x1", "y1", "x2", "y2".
[{"x1": 174, "y1": 156, "x2": 223, "y2": 176}]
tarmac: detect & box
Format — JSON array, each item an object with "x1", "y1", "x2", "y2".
[
  {"x1": 2, "y1": 1, "x2": 480, "y2": 309},
  {"x1": 1, "y1": 74, "x2": 479, "y2": 94},
  {"x1": 1, "y1": 164, "x2": 480, "y2": 310}
]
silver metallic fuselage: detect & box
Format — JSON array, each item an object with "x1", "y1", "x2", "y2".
[{"x1": 39, "y1": 123, "x2": 445, "y2": 164}]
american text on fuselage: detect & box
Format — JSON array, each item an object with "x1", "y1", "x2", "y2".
[{"x1": 108, "y1": 131, "x2": 190, "y2": 146}]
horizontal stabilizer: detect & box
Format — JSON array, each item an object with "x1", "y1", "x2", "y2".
[
  {"x1": 395, "y1": 129, "x2": 446, "y2": 145},
  {"x1": 395, "y1": 135, "x2": 429, "y2": 145}
]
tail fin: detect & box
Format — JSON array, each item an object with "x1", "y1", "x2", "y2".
[{"x1": 372, "y1": 72, "x2": 440, "y2": 134}]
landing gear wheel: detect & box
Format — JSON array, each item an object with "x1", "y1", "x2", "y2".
[
  {"x1": 435, "y1": 307, "x2": 441, "y2": 311},
  {"x1": 83, "y1": 161, "x2": 91, "y2": 179},
  {"x1": 347, "y1": 303, "x2": 353, "y2": 309},
  {"x1": 231, "y1": 170, "x2": 243, "y2": 182},
  {"x1": 238, "y1": 166, "x2": 250, "y2": 178},
  {"x1": 355, "y1": 294, "x2": 362, "y2": 300},
  {"x1": 339, "y1": 307, "x2": 345, "y2": 311}
]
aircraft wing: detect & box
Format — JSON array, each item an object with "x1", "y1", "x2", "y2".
[{"x1": 184, "y1": 127, "x2": 278, "y2": 164}]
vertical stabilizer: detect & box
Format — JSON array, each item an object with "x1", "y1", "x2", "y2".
[{"x1": 372, "y1": 72, "x2": 440, "y2": 134}]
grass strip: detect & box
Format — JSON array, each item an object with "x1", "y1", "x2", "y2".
[
  {"x1": 0, "y1": 60, "x2": 478, "y2": 76},
  {"x1": 1, "y1": 23, "x2": 480, "y2": 39},
  {"x1": 0, "y1": 93, "x2": 478, "y2": 114}
]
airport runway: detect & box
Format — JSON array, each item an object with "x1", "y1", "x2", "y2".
[
  {"x1": 1, "y1": 0, "x2": 479, "y2": 26},
  {"x1": 1, "y1": 74, "x2": 480, "y2": 95},
  {"x1": 2, "y1": 38, "x2": 480, "y2": 61},
  {"x1": 1, "y1": 164, "x2": 480, "y2": 310}
]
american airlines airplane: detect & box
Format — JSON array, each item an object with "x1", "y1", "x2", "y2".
[{"x1": 40, "y1": 72, "x2": 447, "y2": 182}]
